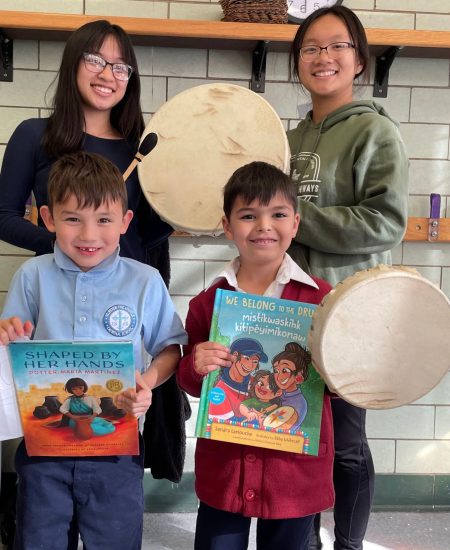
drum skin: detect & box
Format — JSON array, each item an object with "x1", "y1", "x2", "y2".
[
  {"x1": 308, "y1": 265, "x2": 450, "y2": 409},
  {"x1": 138, "y1": 83, "x2": 290, "y2": 235}
]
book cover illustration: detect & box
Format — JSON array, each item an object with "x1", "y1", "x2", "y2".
[
  {"x1": 8, "y1": 340, "x2": 138, "y2": 457},
  {"x1": 196, "y1": 289, "x2": 324, "y2": 454}
]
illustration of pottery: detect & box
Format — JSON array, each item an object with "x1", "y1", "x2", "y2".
[
  {"x1": 43, "y1": 395, "x2": 62, "y2": 414},
  {"x1": 33, "y1": 405, "x2": 51, "y2": 419},
  {"x1": 100, "y1": 397, "x2": 126, "y2": 419},
  {"x1": 73, "y1": 416, "x2": 94, "y2": 440}
]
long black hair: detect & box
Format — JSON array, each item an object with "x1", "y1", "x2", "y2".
[{"x1": 42, "y1": 19, "x2": 144, "y2": 157}]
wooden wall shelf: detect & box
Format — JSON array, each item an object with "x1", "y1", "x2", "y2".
[
  {"x1": 175, "y1": 217, "x2": 450, "y2": 243},
  {"x1": 1, "y1": 11, "x2": 450, "y2": 56},
  {"x1": 6, "y1": 10, "x2": 450, "y2": 243},
  {"x1": 404, "y1": 217, "x2": 450, "y2": 243}
]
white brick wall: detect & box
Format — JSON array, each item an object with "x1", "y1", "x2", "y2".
[{"x1": 1, "y1": 1, "x2": 450, "y2": 476}]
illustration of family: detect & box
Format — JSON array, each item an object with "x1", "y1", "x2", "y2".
[{"x1": 209, "y1": 338, "x2": 311, "y2": 432}]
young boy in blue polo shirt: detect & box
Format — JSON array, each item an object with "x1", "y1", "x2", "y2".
[{"x1": 0, "y1": 151, "x2": 187, "y2": 550}]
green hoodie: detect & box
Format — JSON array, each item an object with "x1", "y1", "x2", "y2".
[{"x1": 287, "y1": 100, "x2": 409, "y2": 286}]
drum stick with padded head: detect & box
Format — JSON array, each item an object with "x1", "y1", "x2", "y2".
[{"x1": 122, "y1": 132, "x2": 158, "y2": 182}]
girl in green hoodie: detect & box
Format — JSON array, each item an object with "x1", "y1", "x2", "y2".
[{"x1": 287, "y1": 6, "x2": 409, "y2": 550}]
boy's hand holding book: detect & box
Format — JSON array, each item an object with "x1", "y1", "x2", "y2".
[
  {"x1": 194, "y1": 341, "x2": 233, "y2": 377},
  {"x1": 0, "y1": 316, "x2": 33, "y2": 345},
  {"x1": 116, "y1": 370, "x2": 152, "y2": 418}
]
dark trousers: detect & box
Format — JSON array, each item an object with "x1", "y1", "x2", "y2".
[
  {"x1": 13, "y1": 439, "x2": 144, "y2": 550},
  {"x1": 310, "y1": 399, "x2": 374, "y2": 550},
  {"x1": 195, "y1": 501, "x2": 315, "y2": 550}
]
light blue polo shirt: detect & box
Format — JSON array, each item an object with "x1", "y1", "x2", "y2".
[{"x1": 1, "y1": 244, "x2": 187, "y2": 372}]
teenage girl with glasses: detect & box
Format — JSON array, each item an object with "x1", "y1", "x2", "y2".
[
  {"x1": 287, "y1": 6, "x2": 409, "y2": 550},
  {"x1": 0, "y1": 20, "x2": 172, "y2": 278},
  {"x1": 0, "y1": 19, "x2": 187, "y2": 550}
]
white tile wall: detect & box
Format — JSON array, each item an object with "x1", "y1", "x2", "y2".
[
  {"x1": 356, "y1": 11, "x2": 415, "y2": 30},
  {"x1": 1, "y1": 2, "x2": 450, "y2": 479},
  {"x1": 368, "y1": 439, "x2": 396, "y2": 473},
  {"x1": 416, "y1": 14, "x2": 450, "y2": 31},
  {"x1": 396, "y1": 441, "x2": 450, "y2": 473},
  {"x1": 411, "y1": 89, "x2": 450, "y2": 125},
  {"x1": 400, "y1": 124, "x2": 449, "y2": 160},
  {"x1": 136, "y1": 47, "x2": 208, "y2": 78},
  {"x1": 0, "y1": 71, "x2": 56, "y2": 108},
  {"x1": 86, "y1": 0, "x2": 168, "y2": 18},
  {"x1": 169, "y1": 2, "x2": 222, "y2": 20},
  {"x1": 377, "y1": 0, "x2": 450, "y2": 12},
  {"x1": 435, "y1": 407, "x2": 450, "y2": 440},
  {"x1": 367, "y1": 407, "x2": 435, "y2": 440},
  {"x1": 0, "y1": 107, "x2": 39, "y2": 142},
  {"x1": 1, "y1": 1, "x2": 82, "y2": 13},
  {"x1": 14, "y1": 41, "x2": 39, "y2": 70}
]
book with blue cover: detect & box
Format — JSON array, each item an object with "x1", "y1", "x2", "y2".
[
  {"x1": 5, "y1": 340, "x2": 138, "y2": 456},
  {"x1": 195, "y1": 289, "x2": 324, "y2": 454}
]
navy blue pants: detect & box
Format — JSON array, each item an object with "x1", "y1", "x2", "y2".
[
  {"x1": 13, "y1": 438, "x2": 144, "y2": 550},
  {"x1": 195, "y1": 501, "x2": 315, "y2": 550},
  {"x1": 310, "y1": 399, "x2": 374, "y2": 550}
]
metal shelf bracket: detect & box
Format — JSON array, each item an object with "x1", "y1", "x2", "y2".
[
  {"x1": 0, "y1": 30, "x2": 13, "y2": 82},
  {"x1": 373, "y1": 45, "x2": 402, "y2": 98},
  {"x1": 251, "y1": 40, "x2": 269, "y2": 93}
]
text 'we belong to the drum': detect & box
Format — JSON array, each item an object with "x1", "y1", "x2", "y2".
[{"x1": 226, "y1": 294, "x2": 314, "y2": 317}]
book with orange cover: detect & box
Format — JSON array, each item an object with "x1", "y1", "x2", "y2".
[{"x1": 7, "y1": 340, "x2": 138, "y2": 456}]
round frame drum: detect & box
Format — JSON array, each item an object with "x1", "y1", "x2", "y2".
[
  {"x1": 138, "y1": 83, "x2": 290, "y2": 235},
  {"x1": 309, "y1": 265, "x2": 450, "y2": 409},
  {"x1": 263, "y1": 406, "x2": 298, "y2": 430}
]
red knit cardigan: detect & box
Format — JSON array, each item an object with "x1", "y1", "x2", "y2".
[{"x1": 177, "y1": 277, "x2": 335, "y2": 519}]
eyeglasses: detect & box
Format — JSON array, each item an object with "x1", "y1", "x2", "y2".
[
  {"x1": 82, "y1": 52, "x2": 134, "y2": 81},
  {"x1": 299, "y1": 42, "x2": 355, "y2": 62}
]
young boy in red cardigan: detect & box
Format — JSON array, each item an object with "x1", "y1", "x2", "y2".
[{"x1": 177, "y1": 161, "x2": 334, "y2": 550}]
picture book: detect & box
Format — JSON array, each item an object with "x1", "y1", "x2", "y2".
[
  {"x1": 0, "y1": 345, "x2": 23, "y2": 441},
  {"x1": 196, "y1": 289, "x2": 325, "y2": 454},
  {"x1": 6, "y1": 340, "x2": 138, "y2": 457}
]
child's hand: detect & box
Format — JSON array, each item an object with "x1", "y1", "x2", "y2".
[
  {"x1": 0, "y1": 317, "x2": 33, "y2": 345},
  {"x1": 194, "y1": 341, "x2": 233, "y2": 376},
  {"x1": 246, "y1": 410, "x2": 259, "y2": 422},
  {"x1": 116, "y1": 371, "x2": 152, "y2": 418}
]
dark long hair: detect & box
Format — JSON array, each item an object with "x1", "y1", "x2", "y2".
[
  {"x1": 42, "y1": 20, "x2": 144, "y2": 157},
  {"x1": 290, "y1": 6, "x2": 370, "y2": 84}
]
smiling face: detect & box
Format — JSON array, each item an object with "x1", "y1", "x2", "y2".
[
  {"x1": 254, "y1": 375, "x2": 282, "y2": 402},
  {"x1": 298, "y1": 13, "x2": 363, "y2": 113},
  {"x1": 231, "y1": 353, "x2": 260, "y2": 380},
  {"x1": 273, "y1": 359, "x2": 304, "y2": 392},
  {"x1": 222, "y1": 192, "x2": 300, "y2": 273},
  {"x1": 40, "y1": 194, "x2": 133, "y2": 272},
  {"x1": 76, "y1": 34, "x2": 128, "y2": 117}
]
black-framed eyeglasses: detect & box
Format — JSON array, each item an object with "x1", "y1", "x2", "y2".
[
  {"x1": 299, "y1": 42, "x2": 355, "y2": 62},
  {"x1": 82, "y1": 52, "x2": 134, "y2": 81}
]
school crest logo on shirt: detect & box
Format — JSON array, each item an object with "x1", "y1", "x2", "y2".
[{"x1": 103, "y1": 305, "x2": 137, "y2": 337}]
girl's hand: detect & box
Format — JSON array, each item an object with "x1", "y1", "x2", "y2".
[
  {"x1": 117, "y1": 371, "x2": 152, "y2": 418},
  {"x1": 0, "y1": 317, "x2": 33, "y2": 345},
  {"x1": 194, "y1": 341, "x2": 233, "y2": 376}
]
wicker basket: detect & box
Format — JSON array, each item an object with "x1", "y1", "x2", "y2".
[{"x1": 219, "y1": 0, "x2": 288, "y2": 24}]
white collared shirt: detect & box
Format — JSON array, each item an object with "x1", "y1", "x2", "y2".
[{"x1": 209, "y1": 253, "x2": 318, "y2": 298}]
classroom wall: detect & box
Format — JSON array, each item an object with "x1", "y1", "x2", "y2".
[{"x1": 0, "y1": 0, "x2": 449, "y2": 509}]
